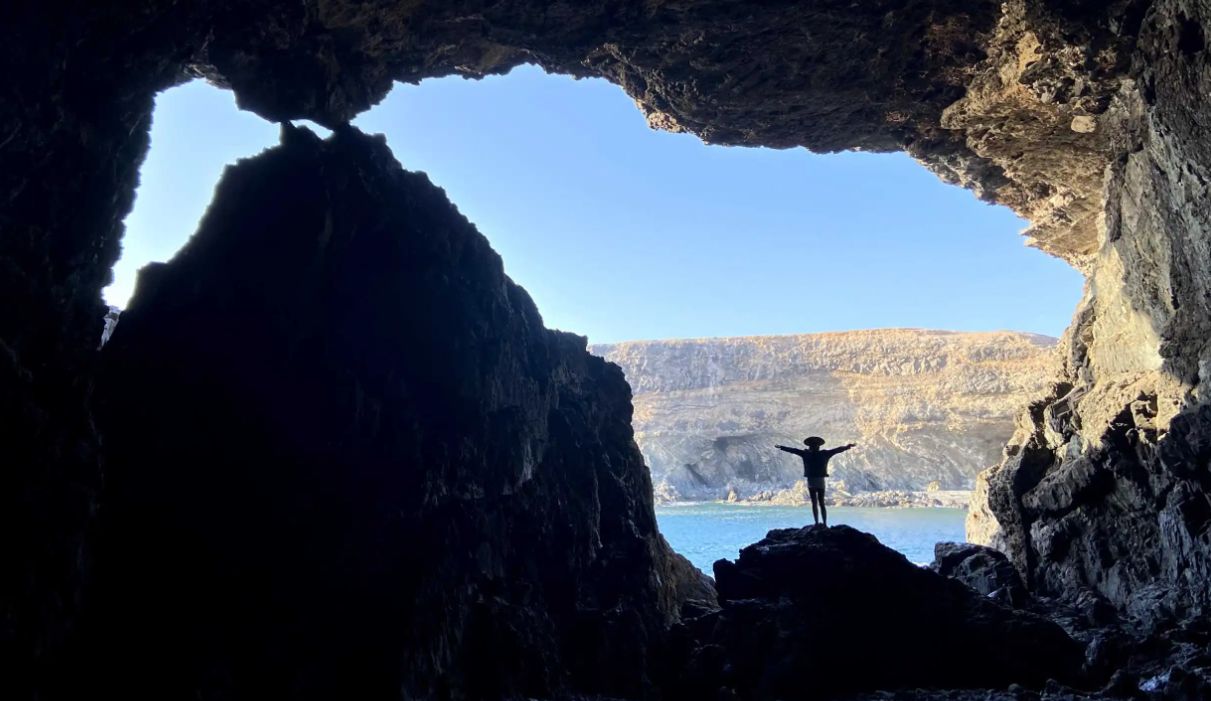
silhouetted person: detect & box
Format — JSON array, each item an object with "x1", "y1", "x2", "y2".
[{"x1": 775, "y1": 437, "x2": 856, "y2": 526}]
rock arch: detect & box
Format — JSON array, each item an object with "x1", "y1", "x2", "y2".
[{"x1": 4, "y1": 0, "x2": 1211, "y2": 696}]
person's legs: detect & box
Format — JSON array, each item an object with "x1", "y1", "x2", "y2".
[
  {"x1": 818, "y1": 488, "x2": 828, "y2": 527},
  {"x1": 809, "y1": 488, "x2": 821, "y2": 525}
]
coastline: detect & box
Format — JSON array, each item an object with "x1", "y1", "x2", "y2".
[{"x1": 655, "y1": 487, "x2": 972, "y2": 510}]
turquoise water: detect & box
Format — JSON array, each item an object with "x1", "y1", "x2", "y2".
[{"x1": 656, "y1": 503, "x2": 966, "y2": 573}]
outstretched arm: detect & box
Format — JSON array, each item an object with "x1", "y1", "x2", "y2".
[
  {"x1": 775, "y1": 445, "x2": 802, "y2": 455},
  {"x1": 828, "y1": 443, "x2": 857, "y2": 455}
]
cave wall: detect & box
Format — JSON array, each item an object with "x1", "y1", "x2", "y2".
[
  {"x1": 978, "y1": 0, "x2": 1211, "y2": 626},
  {"x1": 0, "y1": 5, "x2": 187, "y2": 693},
  {"x1": 4, "y1": 0, "x2": 1211, "y2": 696}
]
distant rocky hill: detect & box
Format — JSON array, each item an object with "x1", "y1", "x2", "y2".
[{"x1": 591, "y1": 329, "x2": 1059, "y2": 504}]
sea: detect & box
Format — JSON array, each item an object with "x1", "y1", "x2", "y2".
[{"x1": 655, "y1": 502, "x2": 967, "y2": 572}]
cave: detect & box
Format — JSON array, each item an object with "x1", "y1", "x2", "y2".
[{"x1": 6, "y1": 1, "x2": 1211, "y2": 699}]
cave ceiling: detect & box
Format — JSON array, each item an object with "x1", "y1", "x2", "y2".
[{"x1": 168, "y1": 0, "x2": 1146, "y2": 268}]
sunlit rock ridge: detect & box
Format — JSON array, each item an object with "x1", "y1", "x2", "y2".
[{"x1": 592, "y1": 329, "x2": 1059, "y2": 503}]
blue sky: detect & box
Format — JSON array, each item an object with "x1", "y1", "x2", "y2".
[{"x1": 106, "y1": 65, "x2": 1083, "y2": 343}]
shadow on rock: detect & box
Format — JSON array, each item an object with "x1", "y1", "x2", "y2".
[
  {"x1": 666, "y1": 525, "x2": 1084, "y2": 700},
  {"x1": 932, "y1": 541, "x2": 1030, "y2": 607}
]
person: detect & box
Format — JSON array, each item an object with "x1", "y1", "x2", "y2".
[{"x1": 775, "y1": 437, "x2": 856, "y2": 527}]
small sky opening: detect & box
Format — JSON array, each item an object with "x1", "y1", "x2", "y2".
[{"x1": 105, "y1": 66, "x2": 1084, "y2": 343}]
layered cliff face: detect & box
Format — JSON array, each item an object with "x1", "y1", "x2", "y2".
[
  {"x1": 7, "y1": 0, "x2": 1211, "y2": 696},
  {"x1": 85, "y1": 125, "x2": 705, "y2": 699},
  {"x1": 593, "y1": 330, "x2": 1059, "y2": 502}
]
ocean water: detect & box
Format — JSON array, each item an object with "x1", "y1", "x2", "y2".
[{"x1": 656, "y1": 502, "x2": 967, "y2": 573}]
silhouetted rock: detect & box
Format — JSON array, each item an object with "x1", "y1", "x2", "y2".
[
  {"x1": 667, "y1": 526, "x2": 1083, "y2": 699},
  {"x1": 87, "y1": 124, "x2": 704, "y2": 699},
  {"x1": 932, "y1": 541, "x2": 1029, "y2": 606}
]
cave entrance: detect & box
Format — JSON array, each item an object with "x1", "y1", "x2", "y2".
[{"x1": 107, "y1": 66, "x2": 1083, "y2": 570}]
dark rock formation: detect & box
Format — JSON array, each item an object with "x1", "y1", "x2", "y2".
[
  {"x1": 6, "y1": 0, "x2": 1211, "y2": 698},
  {"x1": 667, "y1": 526, "x2": 1084, "y2": 699},
  {"x1": 932, "y1": 541, "x2": 1030, "y2": 607},
  {"x1": 84, "y1": 124, "x2": 706, "y2": 699},
  {"x1": 981, "y1": 397, "x2": 1211, "y2": 627}
]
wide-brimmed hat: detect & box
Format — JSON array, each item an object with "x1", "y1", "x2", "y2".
[{"x1": 803, "y1": 436, "x2": 826, "y2": 447}]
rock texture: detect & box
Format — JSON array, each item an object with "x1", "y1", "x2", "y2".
[
  {"x1": 932, "y1": 541, "x2": 1030, "y2": 606},
  {"x1": 83, "y1": 125, "x2": 706, "y2": 699},
  {"x1": 667, "y1": 526, "x2": 1084, "y2": 699},
  {"x1": 951, "y1": 0, "x2": 1211, "y2": 631},
  {"x1": 7, "y1": 0, "x2": 1211, "y2": 698},
  {"x1": 593, "y1": 330, "x2": 1059, "y2": 502}
]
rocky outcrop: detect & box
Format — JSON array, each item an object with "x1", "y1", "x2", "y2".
[
  {"x1": 667, "y1": 526, "x2": 1084, "y2": 699},
  {"x1": 83, "y1": 125, "x2": 705, "y2": 699},
  {"x1": 932, "y1": 541, "x2": 1030, "y2": 606},
  {"x1": 946, "y1": 0, "x2": 1211, "y2": 630},
  {"x1": 964, "y1": 463, "x2": 1005, "y2": 548},
  {"x1": 594, "y1": 330, "x2": 1059, "y2": 502}
]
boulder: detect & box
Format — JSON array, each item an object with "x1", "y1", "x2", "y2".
[
  {"x1": 932, "y1": 541, "x2": 1030, "y2": 606},
  {"x1": 670, "y1": 526, "x2": 1083, "y2": 699}
]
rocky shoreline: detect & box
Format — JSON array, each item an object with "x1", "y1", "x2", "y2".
[
  {"x1": 659, "y1": 485, "x2": 973, "y2": 509},
  {"x1": 596, "y1": 332, "x2": 1059, "y2": 504}
]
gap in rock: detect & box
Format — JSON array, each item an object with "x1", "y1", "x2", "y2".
[
  {"x1": 108, "y1": 65, "x2": 1086, "y2": 567},
  {"x1": 350, "y1": 65, "x2": 1087, "y2": 566},
  {"x1": 354, "y1": 65, "x2": 1084, "y2": 345}
]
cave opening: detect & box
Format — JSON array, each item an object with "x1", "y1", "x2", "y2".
[
  {"x1": 18, "y1": 3, "x2": 1211, "y2": 697},
  {"x1": 107, "y1": 65, "x2": 1084, "y2": 571}
]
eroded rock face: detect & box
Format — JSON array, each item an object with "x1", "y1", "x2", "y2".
[
  {"x1": 667, "y1": 526, "x2": 1084, "y2": 699},
  {"x1": 932, "y1": 541, "x2": 1030, "y2": 607},
  {"x1": 592, "y1": 330, "x2": 1059, "y2": 502},
  {"x1": 85, "y1": 125, "x2": 706, "y2": 699},
  {"x1": 969, "y1": 0, "x2": 1211, "y2": 628}
]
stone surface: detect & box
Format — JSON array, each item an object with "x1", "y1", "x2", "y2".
[
  {"x1": 933, "y1": 541, "x2": 1030, "y2": 606},
  {"x1": 6, "y1": 0, "x2": 1211, "y2": 698},
  {"x1": 961, "y1": 0, "x2": 1211, "y2": 631},
  {"x1": 965, "y1": 461, "x2": 1006, "y2": 548},
  {"x1": 666, "y1": 526, "x2": 1084, "y2": 699},
  {"x1": 593, "y1": 330, "x2": 1059, "y2": 502},
  {"x1": 83, "y1": 125, "x2": 707, "y2": 699}
]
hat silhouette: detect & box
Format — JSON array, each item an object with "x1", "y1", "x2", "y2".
[{"x1": 803, "y1": 436, "x2": 825, "y2": 447}]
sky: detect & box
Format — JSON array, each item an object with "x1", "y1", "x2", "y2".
[{"x1": 105, "y1": 65, "x2": 1084, "y2": 343}]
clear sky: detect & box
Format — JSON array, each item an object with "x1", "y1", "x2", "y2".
[{"x1": 105, "y1": 65, "x2": 1084, "y2": 343}]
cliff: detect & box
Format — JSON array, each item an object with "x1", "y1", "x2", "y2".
[
  {"x1": 593, "y1": 330, "x2": 1059, "y2": 502},
  {"x1": 85, "y1": 125, "x2": 708, "y2": 699}
]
